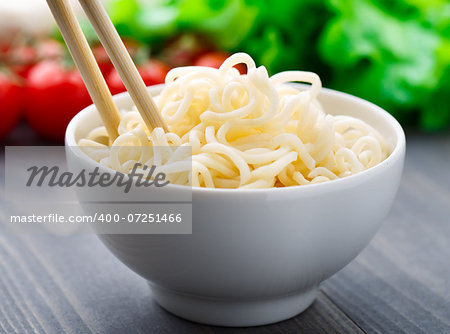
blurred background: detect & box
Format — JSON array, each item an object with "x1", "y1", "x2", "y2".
[{"x1": 0, "y1": 0, "x2": 449, "y2": 145}]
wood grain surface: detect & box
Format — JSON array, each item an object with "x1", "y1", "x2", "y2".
[{"x1": 0, "y1": 128, "x2": 449, "y2": 334}]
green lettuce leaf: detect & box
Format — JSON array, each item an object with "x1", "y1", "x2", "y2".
[{"x1": 319, "y1": 0, "x2": 440, "y2": 116}]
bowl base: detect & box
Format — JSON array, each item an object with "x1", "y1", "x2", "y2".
[{"x1": 149, "y1": 283, "x2": 317, "y2": 327}]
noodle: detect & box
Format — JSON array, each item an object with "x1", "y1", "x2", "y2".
[{"x1": 78, "y1": 53, "x2": 389, "y2": 189}]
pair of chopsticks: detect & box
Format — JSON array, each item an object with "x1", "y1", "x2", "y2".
[{"x1": 46, "y1": 0, "x2": 168, "y2": 142}]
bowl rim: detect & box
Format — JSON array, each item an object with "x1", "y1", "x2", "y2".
[{"x1": 65, "y1": 85, "x2": 406, "y2": 195}]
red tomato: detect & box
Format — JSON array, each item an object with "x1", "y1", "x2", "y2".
[
  {"x1": 162, "y1": 33, "x2": 213, "y2": 67},
  {"x1": 0, "y1": 44, "x2": 11, "y2": 58},
  {"x1": 92, "y1": 44, "x2": 114, "y2": 77},
  {"x1": 107, "y1": 60, "x2": 170, "y2": 95},
  {"x1": 36, "y1": 39, "x2": 64, "y2": 62},
  {"x1": 7, "y1": 45, "x2": 38, "y2": 78},
  {"x1": 25, "y1": 61, "x2": 92, "y2": 141},
  {"x1": 92, "y1": 40, "x2": 140, "y2": 77},
  {"x1": 0, "y1": 71, "x2": 22, "y2": 139},
  {"x1": 194, "y1": 52, "x2": 247, "y2": 74},
  {"x1": 4, "y1": 39, "x2": 64, "y2": 78}
]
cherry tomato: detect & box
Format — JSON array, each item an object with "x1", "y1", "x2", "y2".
[
  {"x1": 92, "y1": 40, "x2": 140, "y2": 77},
  {"x1": 194, "y1": 51, "x2": 247, "y2": 74},
  {"x1": 4, "y1": 39, "x2": 64, "y2": 78},
  {"x1": 7, "y1": 45, "x2": 37, "y2": 78},
  {"x1": 0, "y1": 43, "x2": 11, "y2": 58},
  {"x1": 25, "y1": 61, "x2": 91, "y2": 141},
  {"x1": 92, "y1": 44, "x2": 114, "y2": 77},
  {"x1": 0, "y1": 70, "x2": 22, "y2": 139},
  {"x1": 162, "y1": 33, "x2": 213, "y2": 67},
  {"x1": 36, "y1": 39, "x2": 64, "y2": 62},
  {"x1": 107, "y1": 60, "x2": 170, "y2": 95}
]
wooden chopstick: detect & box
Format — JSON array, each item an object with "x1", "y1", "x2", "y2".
[
  {"x1": 78, "y1": 0, "x2": 168, "y2": 132},
  {"x1": 46, "y1": 0, "x2": 120, "y2": 142}
]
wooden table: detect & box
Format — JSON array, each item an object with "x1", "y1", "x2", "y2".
[{"x1": 1, "y1": 127, "x2": 449, "y2": 333}]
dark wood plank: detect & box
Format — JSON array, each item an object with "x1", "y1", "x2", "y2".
[
  {"x1": 0, "y1": 231, "x2": 363, "y2": 334},
  {"x1": 322, "y1": 130, "x2": 450, "y2": 334},
  {"x1": 1, "y1": 128, "x2": 450, "y2": 333}
]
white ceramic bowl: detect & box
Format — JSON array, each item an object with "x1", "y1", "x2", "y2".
[{"x1": 65, "y1": 85, "x2": 405, "y2": 327}]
